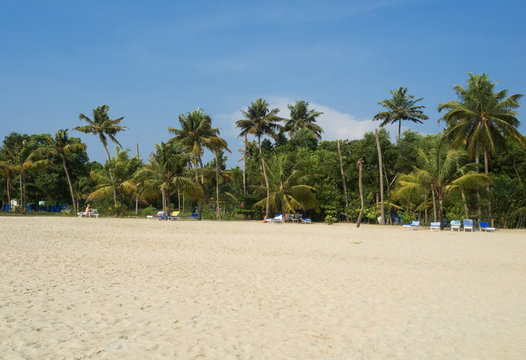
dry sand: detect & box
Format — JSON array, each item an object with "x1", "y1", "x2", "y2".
[{"x1": 1, "y1": 217, "x2": 525, "y2": 359}]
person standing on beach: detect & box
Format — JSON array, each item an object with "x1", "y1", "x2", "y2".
[{"x1": 85, "y1": 203, "x2": 91, "y2": 218}]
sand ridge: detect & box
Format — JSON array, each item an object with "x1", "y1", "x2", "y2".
[{"x1": 1, "y1": 217, "x2": 525, "y2": 359}]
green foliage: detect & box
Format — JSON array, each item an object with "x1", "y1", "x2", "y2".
[
  {"x1": 140, "y1": 205, "x2": 158, "y2": 217},
  {"x1": 322, "y1": 205, "x2": 338, "y2": 225}
]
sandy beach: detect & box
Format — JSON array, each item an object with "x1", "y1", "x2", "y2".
[{"x1": 1, "y1": 217, "x2": 525, "y2": 359}]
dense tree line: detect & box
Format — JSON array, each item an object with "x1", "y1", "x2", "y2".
[{"x1": 1, "y1": 73, "x2": 525, "y2": 228}]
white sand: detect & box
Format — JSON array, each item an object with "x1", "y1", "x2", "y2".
[{"x1": 1, "y1": 217, "x2": 525, "y2": 359}]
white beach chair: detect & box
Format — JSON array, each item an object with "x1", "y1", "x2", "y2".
[
  {"x1": 450, "y1": 220, "x2": 461, "y2": 231},
  {"x1": 463, "y1": 219, "x2": 474, "y2": 232},
  {"x1": 430, "y1": 222, "x2": 441, "y2": 231},
  {"x1": 402, "y1": 220, "x2": 420, "y2": 230}
]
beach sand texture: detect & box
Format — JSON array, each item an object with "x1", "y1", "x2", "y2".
[{"x1": 1, "y1": 217, "x2": 526, "y2": 359}]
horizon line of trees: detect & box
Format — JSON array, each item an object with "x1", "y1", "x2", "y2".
[{"x1": 1, "y1": 73, "x2": 525, "y2": 228}]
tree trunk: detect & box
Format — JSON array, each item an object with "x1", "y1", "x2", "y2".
[
  {"x1": 135, "y1": 194, "x2": 139, "y2": 215},
  {"x1": 431, "y1": 187, "x2": 437, "y2": 222},
  {"x1": 438, "y1": 197, "x2": 444, "y2": 229},
  {"x1": 456, "y1": 160, "x2": 469, "y2": 219},
  {"x1": 243, "y1": 134, "x2": 247, "y2": 194},
  {"x1": 356, "y1": 158, "x2": 364, "y2": 228},
  {"x1": 259, "y1": 141, "x2": 270, "y2": 219},
  {"x1": 484, "y1": 147, "x2": 493, "y2": 226},
  {"x1": 337, "y1": 140, "x2": 349, "y2": 221},
  {"x1": 475, "y1": 150, "x2": 481, "y2": 220},
  {"x1": 19, "y1": 171, "x2": 24, "y2": 212},
  {"x1": 398, "y1": 119, "x2": 402, "y2": 143},
  {"x1": 6, "y1": 173, "x2": 11, "y2": 208},
  {"x1": 177, "y1": 189, "x2": 181, "y2": 211},
  {"x1": 215, "y1": 151, "x2": 221, "y2": 220},
  {"x1": 102, "y1": 144, "x2": 118, "y2": 207},
  {"x1": 161, "y1": 187, "x2": 167, "y2": 215},
  {"x1": 424, "y1": 193, "x2": 428, "y2": 224},
  {"x1": 61, "y1": 153, "x2": 77, "y2": 213},
  {"x1": 375, "y1": 129, "x2": 384, "y2": 224}
]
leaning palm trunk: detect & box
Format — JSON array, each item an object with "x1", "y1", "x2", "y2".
[
  {"x1": 215, "y1": 151, "x2": 221, "y2": 220},
  {"x1": 102, "y1": 144, "x2": 118, "y2": 207},
  {"x1": 375, "y1": 130, "x2": 384, "y2": 224},
  {"x1": 484, "y1": 147, "x2": 493, "y2": 226},
  {"x1": 60, "y1": 153, "x2": 77, "y2": 213},
  {"x1": 356, "y1": 158, "x2": 364, "y2": 228},
  {"x1": 243, "y1": 135, "x2": 247, "y2": 194},
  {"x1": 337, "y1": 140, "x2": 349, "y2": 221}
]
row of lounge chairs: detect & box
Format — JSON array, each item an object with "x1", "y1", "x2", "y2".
[
  {"x1": 403, "y1": 220, "x2": 496, "y2": 231},
  {"x1": 264, "y1": 214, "x2": 312, "y2": 224},
  {"x1": 147, "y1": 211, "x2": 199, "y2": 221}
]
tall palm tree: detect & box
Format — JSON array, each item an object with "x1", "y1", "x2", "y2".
[
  {"x1": 284, "y1": 100, "x2": 324, "y2": 139},
  {"x1": 356, "y1": 157, "x2": 365, "y2": 228},
  {"x1": 74, "y1": 105, "x2": 126, "y2": 206},
  {"x1": 394, "y1": 145, "x2": 491, "y2": 228},
  {"x1": 236, "y1": 98, "x2": 283, "y2": 218},
  {"x1": 253, "y1": 153, "x2": 319, "y2": 215},
  {"x1": 168, "y1": 108, "x2": 219, "y2": 181},
  {"x1": 373, "y1": 87, "x2": 429, "y2": 142},
  {"x1": 207, "y1": 138, "x2": 230, "y2": 220},
  {"x1": 438, "y1": 73, "x2": 525, "y2": 225},
  {"x1": 44, "y1": 129, "x2": 86, "y2": 213}
]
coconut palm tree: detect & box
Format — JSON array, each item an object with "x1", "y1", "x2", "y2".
[
  {"x1": 394, "y1": 145, "x2": 491, "y2": 228},
  {"x1": 168, "y1": 108, "x2": 219, "y2": 181},
  {"x1": 253, "y1": 153, "x2": 319, "y2": 215},
  {"x1": 134, "y1": 141, "x2": 203, "y2": 215},
  {"x1": 74, "y1": 105, "x2": 126, "y2": 206},
  {"x1": 236, "y1": 98, "x2": 283, "y2": 218},
  {"x1": 43, "y1": 129, "x2": 86, "y2": 213},
  {"x1": 0, "y1": 140, "x2": 48, "y2": 212},
  {"x1": 207, "y1": 138, "x2": 230, "y2": 220},
  {"x1": 373, "y1": 87, "x2": 429, "y2": 142},
  {"x1": 438, "y1": 73, "x2": 525, "y2": 225},
  {"x1": 284, "y1": 100, "x2": 324, "y2": 139},
  {"x1": 356, "y1": 157, "x2": 365, "y2": 228}
]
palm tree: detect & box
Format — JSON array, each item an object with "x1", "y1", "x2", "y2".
[
  {"x1": 356, "y1": 157, "x2": 365, "y2": 228},
  {"x1": 207, "y1": 138, "x2": 230, "y2": 220},
  {"x1": 0, "y1": 150, "x2": 14, "y2": 207},
  {"x1": 394, "y1": 145, "x2": 491, "y2": 228},
  {"x1": 236, "y1": 98, "x2": 283, "y2": 218},
  {"x1": 284, "y1": 100, "x2": 324, "y2": 139},
  {"x1": 438, "y1": 73, "x2": 525, "y2": 225},
  {"x1": 253, "y1": 153, "x2": 319, "y2": 215},
  {"x1": 373, "y1": 87, "x2": 429, "y2": 142},
  {"x1": 74, "y1": 105, "x2": 126, "y2": 206},
  {"x1": 168, "y1": 108, "x2": 219, "y2": 181},
  {"x1": 43, "y1": 129, "x2": 86, "y2": 213},
  {"x1": 87, "y1": 148, "x2": 140, "y2": 206},
  {"x1": 134, "y1": 141, "x2": 202, "y2": 214},
  {"x1": 375, "y1": 129, "x2": 385, "y2": 224},
  {"x1": 0, "y1": 140, "x2": 48, "y2": 212}
]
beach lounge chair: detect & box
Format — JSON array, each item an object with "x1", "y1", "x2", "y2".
[
  {"x1": 402, "y1": 220, "x2": 420, "y2": 230},
  {"x1": 166, "y1": 211, "x2": 180, "y2": 220},
  {"x1": 301, "y1": 217, "x2": 312, "y2": 224},
  {"x1": 479, "y1": 221, "x2": 496, "y2": 232},
  {"x1": 430, "y1": 222, "x2": 441, "y2": 231},
  {"x1": 271, "y1": 214, "x2": 284, "y2": 223},
  {"x1": 463, "y1": 219, "x2": 474, "y2": 232},
  {"x1": 450, "y1": 220, "x2": 461, "y2": 231},
  {"x1": 186, "y1": 213, "x2": 199, "y2": 220},
  {"x1": 147, "y1": 211, "x2": 164, "y2": 219}
]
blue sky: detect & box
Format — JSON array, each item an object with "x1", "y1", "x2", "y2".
[{"x1": 1, "y1": 0, "x2": 525, "y2": 166}]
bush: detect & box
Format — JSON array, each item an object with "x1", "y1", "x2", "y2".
[{"x1": 140, "y1": 206, "x2": 158, "y2": 218}]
